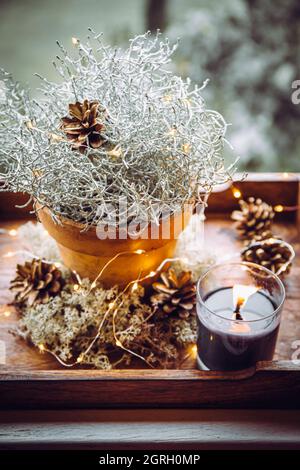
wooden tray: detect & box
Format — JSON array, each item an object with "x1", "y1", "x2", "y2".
[{"x1": 0, "y1": 173, "x2": 300, "y2": 409}]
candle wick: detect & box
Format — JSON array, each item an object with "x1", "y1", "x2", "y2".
[{"x1": 233, "y1": 299, "x2": 244, "y2": 321}]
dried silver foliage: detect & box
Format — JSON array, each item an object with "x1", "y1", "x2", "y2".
[{"x1": 0, "y1": 31, "x2": 237, "y2": 227}]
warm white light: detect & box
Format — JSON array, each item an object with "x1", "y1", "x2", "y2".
[
  {"x1": 181, "y1": 98, "x2": 191, "y2": 106},
  {"x1": 38, "y1": 344, "x2": 45, "y2": 352},
  {"x1": 230, "y1": 321, "x2": 251, "y2": 334},
  {"x1": 25, "y1": 120, "x2": 34, "y2": 129},
  {"x1": 274, "y1": 204, "x2": 284, "y2": 213},
  {"x1": 182, "y1": 143, "x2": 191, "y2": 154},
  {"x1": 168, "y1": 128, "x2": 177, "y2": 137},
  {"x1": 107, "y1": 146, "x2": 122, "y2": 158},
  {"x1": 73, "y1": 284, "x2": 79, "y2": 291},
  {"x1": 135, "y1": 249, "x2": 144, "y2": 255},
  {"x1": 149, "y1": 271, "x2": 156, "y2": 277},
  {"x1": 232, "y1": 284, "x2": 258, "y2": 313},
  {"x1": 131, "y1": 282, "x2": 139, "y2": 292},
  {"x1": 72, "y1": 37, "x2": 79, "y2": 45},
  {"x1": 108, "y1": 302, "x2": 115, "y2": 309},
  {"x1": 8, "y1": 229, "x2": 17, "y2": 237},
  {"x1": 4, "y1": 251, "x2": 14, "y2": 258},
  {"x1": 232, "y1": 187, "x2": 242, "y2": 199},
  {"x1": 3, "y1": 311, "x2": 11, "y2": 317}
]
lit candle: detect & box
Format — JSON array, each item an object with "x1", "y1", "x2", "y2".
[{"x1": 196, "y1": 262, "x2": 285, "y2": 371}]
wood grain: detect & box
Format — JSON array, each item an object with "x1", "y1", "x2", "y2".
[
  {"x1": 1, "y1": 409, "x2": 300, "y2": 450},
  {"x1": 0, "y1": 174, "x2": 299, "y2": 409},
  {"x1": 0, "y1": 361, "x2": 300, "y2": 409}
]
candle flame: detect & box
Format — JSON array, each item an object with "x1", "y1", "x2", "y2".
[
  {"x1": 230, "y1": 284, "x2": 257, "y2": 334},
  {"x1": 232, "y1": 284, "x2": 258, "y2": 314}
]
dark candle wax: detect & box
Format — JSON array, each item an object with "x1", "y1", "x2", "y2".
[{"x1": 197, "y1": 287, "x2": 279, "y2": 371}]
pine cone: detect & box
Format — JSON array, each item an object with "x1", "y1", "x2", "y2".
[
  {"x1": 60, "y1": 100, "x2": 106, "y2": 153},
  {"x1": 10, "y1": 259, "x2": 64, "y2": 306},
  {"x1": 231, "y1": 197, "x2": 274, "y2": 244},
  {"x1": 241, "y1": 239, "x2": 294, "y2": 276},
  {"x1": 150, "y1": 268, "x2": 196, "y2": 319}
]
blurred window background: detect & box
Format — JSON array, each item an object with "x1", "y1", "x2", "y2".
[{"x1": 0, "y1": 0, "x2": 299, "y2": 171}]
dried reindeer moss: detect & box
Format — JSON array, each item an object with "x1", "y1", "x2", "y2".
[{"x1": 17, "y1": 279, "x2": 197, "y2": 369}]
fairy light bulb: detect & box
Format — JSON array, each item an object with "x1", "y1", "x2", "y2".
[
  {"x1": 274, "y1": 204, "x2": 284, "y2": 213},
  {"x1": 232, "y1": 187, "x2": 242, "y2": 199},
  {"x1": 135, "y1": 249, "x2": 145, "y2": 255},
  {"x1": 72, "y1": 37, "x2": 79, "y2": 46},
  {"x1": 25, "y1": 120, "x2": 34, "y2": 130},
  {"x1": 77, "y1": 354, "x2": 84, "y2": 363},
  {"x1": 131, "y1": 282, "x2": 139, "y2": 292},
  {"x1": 168, "y1": 128, "x2": 177, "y2": 137},
  {"x1": 182, "y1": 143, "x2": 191, "y2": 154},
  {"x1": 8, "y1": 229, "x2": 17, "y2": 237}
]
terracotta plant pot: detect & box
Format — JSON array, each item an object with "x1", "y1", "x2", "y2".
[{"x1": 37, "y1": 204, "x2": 192, "y2": 288}]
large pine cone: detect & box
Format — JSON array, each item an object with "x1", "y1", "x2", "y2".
[
  {"x1": 150, "y1": 268, "x2": 196, "y2": 319},
  {"x1": 231, "y1": 197, "x2": 274, "y2": 245},
  {"x1": 60, "y1": 100, "x2": 106, "y2": 153},
  {"x1": 241, "y1": 239, "x2": 294, "y2": 276},
  {"x1": 10, "y1": 259, "x2": 64, "y2": 306}
]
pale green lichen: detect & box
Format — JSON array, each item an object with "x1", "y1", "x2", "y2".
[{"x1": 16, "y1": 278, "x2": 196, "y2": 369}]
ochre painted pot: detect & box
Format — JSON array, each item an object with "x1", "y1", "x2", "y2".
[{"x1": 37, "y1": 204, "x2": 191, "y2": 287}]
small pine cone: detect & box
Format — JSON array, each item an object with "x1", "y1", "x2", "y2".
[
  {"x1": 60, "y1": 99, "x2": 107, "y2": 153},
  {"x1": 10, "y1": 259, "x2": 64, "y2": 306},
  {"x1": 231, "y1": 197, "x2": 275, "y2": 245},
  {"x1": 150, "y1": 268, "x2": 196, "y2": 319},
  {"x1": 241, "y1": 239, "x2": 294, "y2": 276}
]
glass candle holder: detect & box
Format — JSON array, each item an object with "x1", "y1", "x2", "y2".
[{"x1": 196, "y1": 262, "x2": 285, "y2": 371}]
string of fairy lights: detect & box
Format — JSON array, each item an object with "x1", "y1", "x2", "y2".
[
  {"x1": 0, "y1": 174, "x2": 298, "y2": 367},
  {"x1": 1, "y1": 229, "x2": 184, "y2": 367},
  {"x1": 232, "y1": 184, "x2": 300, "y2": 213}
]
